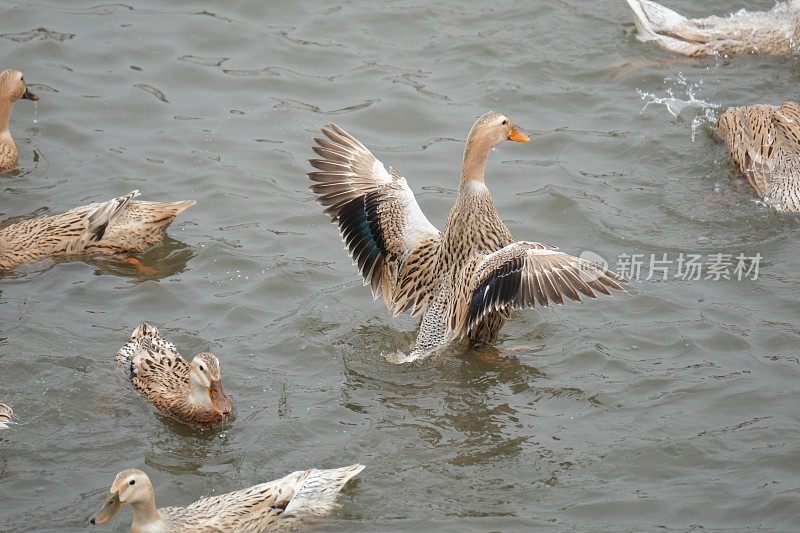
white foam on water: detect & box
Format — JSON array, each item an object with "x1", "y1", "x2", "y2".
[{"x1": 636, "y1": 73, "x2": 720, "y2": 141}]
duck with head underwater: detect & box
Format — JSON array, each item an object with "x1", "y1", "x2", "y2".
[{"x1": 625, "y1": 0, "x2": 800, "y2": 57}]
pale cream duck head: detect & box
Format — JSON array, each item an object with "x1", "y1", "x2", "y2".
[
  {"x1": 0, "y1": 69, "x2": 38, "y2": 172},
  {"x1": 188, "y1": 352, "x2": 232, "y2": 416},
  {"x1": 0, "y1": 69, "x2": 38, "y2": 106},
  {"x1": 461, "y1": 111, "x2": 529, "y2": 184},
  {"x1": 90, "y1": 469, "x2": 154, "y2": 526},
  {"x1": 467, "y1": 111, "x2": 529, "y2": 147}
]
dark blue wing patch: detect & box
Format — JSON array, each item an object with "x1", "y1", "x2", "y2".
[
  {"x1": 335, "y1": 192, "x2": 389, "y2": 290},
  {"x1": 467, "y1": 256, "x2": 524, "y2": 331}
]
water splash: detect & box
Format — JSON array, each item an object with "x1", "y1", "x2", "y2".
[
  {"x1": 637, "y1": 73, "x2": 720, "y2": 141},
  {"x1": 689, "y1": 107, "x2": 718, "y2": 143}
]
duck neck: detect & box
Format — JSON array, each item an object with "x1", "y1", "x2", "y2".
[
  {"x1": 0, "y1": 100, "x2": 11, "y2": 137},
  {"x1": 188, "y1": 378, "x2": 213, "y2": 409},
  {"x1": 459, "y1": 135, "x2": 494, "y2": 189},
  {"x1": 130, "y1": 494, "x2": 165, "y2": 532}
]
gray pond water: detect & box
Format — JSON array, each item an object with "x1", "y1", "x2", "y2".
[{"x1": 1, "y1": 0, "x2": 799, "y2": 531}]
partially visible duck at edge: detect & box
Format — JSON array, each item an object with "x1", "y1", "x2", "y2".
[
  {"x1": 0, "y1": 403, "x2": 13, "y2": 429},
  {"x1": 716, "y1": 101, "x2": 800, "y2": 212},
  {"x1": 625, "y1": 0, "x2": 800, "y2": 57},
  {"x1": 0, "y1": 69, "x2": 38, "y2": 173},
  {"x1": 116, "y1": 322, "x2": 233, "y2": 427},
  {"x1": 0, "y1": 190, "x2": 194, "y2": 273}
]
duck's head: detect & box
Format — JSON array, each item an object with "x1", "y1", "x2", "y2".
[
  {"x1": 467, "y1": 111, "x2": 529, "y2": 149},
  {"x1": 89, "y1": 469, "x2": 152, "y2": 526},
  {"x1": 0, "y1": 69, "x2": 38, "y2": 104},
  {"x1": 189, "y1": 352, "x2": 232, "y2": 416},
  {"x1": 461, "y1": 112, "x2": 530, "y2": 184}
]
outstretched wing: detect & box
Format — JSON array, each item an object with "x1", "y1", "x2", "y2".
[
  {"x1": 465, "y1": 241, "x2": 626, "y2": 335},
  {"x1": 716, "y1": 102, "x2": 800, "y2": 200},
  {"x1": 309, "y1": 124, "x2": 441, "y2": 317}
]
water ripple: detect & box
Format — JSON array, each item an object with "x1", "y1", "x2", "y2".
[
  {"x1": 271, "y1": 97, "x2": 379, "y2": 114},
  {"x1": 133, "y1": 83, "x2": 169, "y2": 103},
  {"x1": 1, "y1": 27, "x2": 74, "y2": 42}
]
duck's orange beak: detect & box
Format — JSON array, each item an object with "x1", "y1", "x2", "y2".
[
  {"x1": 507, "y1": 127, "x2": 530, "y2": 143},
  {"x1": 209, "y1": 381, "x2": 232, "y2": 416}
]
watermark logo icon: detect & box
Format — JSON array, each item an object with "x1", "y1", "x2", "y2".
[
  {"x1": 578, "y1": 250, "x2": 609, "y2": 282},
  {"x1": 578, "y1": 250, "x2": 608, "y2": 270}
]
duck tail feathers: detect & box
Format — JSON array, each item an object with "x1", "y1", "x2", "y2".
[
  {"x1": 625, "y1": 0, "x2": 687, "y2": 41},
  {"x1": 284, "y1": 464, "x2": 365, "y2": 518}
]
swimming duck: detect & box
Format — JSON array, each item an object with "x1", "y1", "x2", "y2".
[
  {"x1": 716, "y1": 101, "x2": 800, "y2": 212},
  {"x1": 116, "y1": 322, "x2": 232, "y2": 427},
  {"x1": 90, "y1": 465, "x2": 365, "y2": 531},
  {"x1": 625, "y1": 0, "x2": 800, "y2": 57},
  {"x1": 308, "y1": 112, "x2": 625, "y2": 362},
  {"x1": 0, "y1": 403, "x2": 12, "y2": 429},
  {"x1": 0, "y1": 190, "x2": 194, "y2": 271},
  {"x1": 0, "y1": 69, "x2": 38, "y2": 173}
]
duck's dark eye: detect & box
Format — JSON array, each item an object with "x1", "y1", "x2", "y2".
[
  {"x1": 129, "y1": 480, "x2": 135, "y2": 486},
  {"x1": 199, "y1": 365, "x2": 204, "y2": 372},
  {"x1": 501, "y1": 119, "x2": 508, "y2": 125}
]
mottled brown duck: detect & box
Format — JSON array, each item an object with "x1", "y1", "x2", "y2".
[
  {"x1": 0, "y1": 69, "x2": 37, "y2": 173},
  {"x1": 716, "y1": 101, "x2": 800, "y2": 212},
  {"x1": 308, "y1": 112, "x2": 625, "y2": 362},
  {"x1": 116, "y1": 322, "x2": 232, "y2": 427},
  {"x1": 625, "y1": 0, "x2": 800, "y2": 57},
  {"x1": 0, "y1": 190, "x2": 194, "y2": 272},
  {"x1": 90, "y1": 465, "x2": 364, "y2": 532}
]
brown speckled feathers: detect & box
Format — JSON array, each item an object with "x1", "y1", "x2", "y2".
[
  {"x1": 716, "y1": 101, "x2": 800, "y2": 212},
  {"x1": 0, "y1": 191, "x2": 194, "y2": 270},
  {"x1": 309, "y1": 115, "x2": 625, "y2": 361},
  {"x1": 0, "y1": 139, "x2": 17, "y2": 173},
  {"x1": 115, "y1": 323, "x2": 230, "y2": 427}
]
